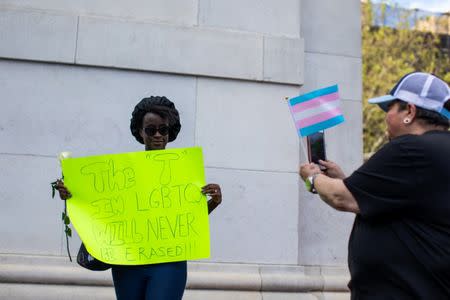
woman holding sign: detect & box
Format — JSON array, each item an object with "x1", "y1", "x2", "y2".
[{"x1": 56, "y1": 96, "x2": 222, "y2": 300}]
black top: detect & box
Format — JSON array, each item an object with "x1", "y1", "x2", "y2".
[{"x1": 343, "y1": 130, "x2": 450, "y2": 299}]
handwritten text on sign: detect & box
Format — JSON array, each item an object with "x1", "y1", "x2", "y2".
[{"x1": 61, "y1": 147, "x2": 210, "y2": 265}]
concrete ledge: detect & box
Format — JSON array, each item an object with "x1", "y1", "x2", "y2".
[
  {"x1": 0, "y1": 8, "x2": 304, "y2": 85},
  {"x1": 0, "y1": 283, "x2": 115, "y2": 300},
  {"x1": 187, "y1": 262, "x2": 261, "y2": 291},
  {"x1": 76, "y1": 16, "x2": 264, "y2": 82},
  {"x1": 75, "y1": 16, "x2": 303, "y2": 84},
  {"x1": 0, "y1": 254, "x2": 349, "y2": 293},
  {"x1": 0, "y1": 284, "x2": 348, "y2": 300}
]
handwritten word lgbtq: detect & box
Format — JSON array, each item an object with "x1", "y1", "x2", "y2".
[{"x1": 79, "y1": 152, "x2": 203, "y2": 262}]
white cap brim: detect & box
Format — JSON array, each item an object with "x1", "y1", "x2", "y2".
[{"x1": 368, "y1": 95, "x2": 396, "y2": 112}]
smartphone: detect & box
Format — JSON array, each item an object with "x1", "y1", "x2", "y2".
[{"x1": 307, "y1": 131, "x2": 326, "y2": 169}]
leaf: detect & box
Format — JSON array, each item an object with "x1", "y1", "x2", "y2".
[
  {"x1": 51, "y1": 181, "x2": 59, "y2": 198},
  {"x1": 62, "y1": 212, "x2": 65, "y2": 221},
  {"x1": 64, "y1": 215, "x2": 70, "y2": 225},
  {"x1": 65, "y1": 227, "x2": 72, "y2": 237}
]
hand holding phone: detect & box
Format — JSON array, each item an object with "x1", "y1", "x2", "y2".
[
  {"x1": 307, "y1": 131, "x2": 326, "y2": 170},
  {"x1": 318, "y1": 159, "x2": 346, "y2": 179}
]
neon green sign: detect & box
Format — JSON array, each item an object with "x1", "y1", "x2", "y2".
[{"x1": 61, "y1": 147, "x2": 210, "y2": 265}]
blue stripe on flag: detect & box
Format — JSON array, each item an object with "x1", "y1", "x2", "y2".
[
  {"x1": 298, "y1": 115, "x2": 345, "y2": 137},
  {"x1": 289, "y1": 85, "x2": 338, "y2": 106}
]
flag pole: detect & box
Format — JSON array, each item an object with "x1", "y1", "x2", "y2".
[
  {"x1": 299, "y1": 136, "x2": 309, "y2": 163},
  {"x1": 285, "y1": 95, "x2": 309, "y2": 163}
]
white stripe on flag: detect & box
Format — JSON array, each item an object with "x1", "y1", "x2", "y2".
[{"x1": 292, "y1": 99, "x2": 341, "y2": 122}]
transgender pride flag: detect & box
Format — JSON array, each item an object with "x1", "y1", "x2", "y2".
[{"x1": 288, "y1": 84, "x2": 345, "y2": 137}]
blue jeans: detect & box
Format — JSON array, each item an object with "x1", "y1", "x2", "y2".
[{"x1": 111, "y1": 261, "x2": 187, "y2": 300}]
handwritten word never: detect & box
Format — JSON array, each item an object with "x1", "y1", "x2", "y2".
[{"x1": 93, "y1": 213, "x2": 198, "y2": 246}]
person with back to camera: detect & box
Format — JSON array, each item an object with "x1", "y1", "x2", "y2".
[
  {"x1": 299, "y1": 72, "x2": 450, "y2": 299},
  {"x1": 55, "y1": 96, "x2": 223, "y2": 300}
]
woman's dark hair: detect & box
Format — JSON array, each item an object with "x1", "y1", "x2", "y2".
[
  {"x1": 130, "y1": 96, "x2": 181, "y2": 143},
  {"x1": 393, "y1": 99, "x2": 450, "y2": 129}
]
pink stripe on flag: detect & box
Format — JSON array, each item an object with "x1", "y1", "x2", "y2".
[
  {"x1": 295, "y1": 108, "x2": 343, "y2": 128},
  {"x1": 290, "y1": 92, "x2": 339, "y2": 113}
]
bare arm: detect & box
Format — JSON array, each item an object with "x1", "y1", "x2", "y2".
[
  {"x1": 300, "y1": 163, "x2": 359, "y2": 213},
  {"x1": 314, "y1": 174, "x2": 360, "y2": 213}
]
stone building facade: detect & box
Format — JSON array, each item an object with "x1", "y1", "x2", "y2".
[{"x1": 0, "y1": 1, "x2": 362, "y2": 299}]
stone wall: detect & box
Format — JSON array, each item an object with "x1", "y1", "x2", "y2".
[{"x1": 0, "y1": 0, "x2": 361, "y2": 298}]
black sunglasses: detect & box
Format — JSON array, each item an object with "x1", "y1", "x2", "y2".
[{"x1": 144, "y1": 125, "x2": 170, "y2": 136}]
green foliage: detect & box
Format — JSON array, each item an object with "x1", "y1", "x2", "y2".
[
  {"x1": 51, "y1": 179, "x2": 72, "y2": 261},
  {"x1": 51, "y1": 181, "x2": 57, "y2": 198},
  {"x1": 362, "y1": 1, "x2": 450, "y2": 153}
]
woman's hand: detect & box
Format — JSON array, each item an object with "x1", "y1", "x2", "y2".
[
  {"x1": 319, "y1": 160, "x2": 346, "y2": 179},
  {"x1": 202, "y1": 183, "x2": 222, "y2": 214},
  {"x1": 202, "y1": 183, "x2": 222, "y2": 204},
  {"x1": 55, "y1": 179, "x2": 72, "y2": 200}
]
